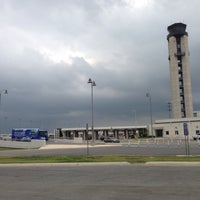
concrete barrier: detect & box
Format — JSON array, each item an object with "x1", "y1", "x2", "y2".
[
  {"x1": 74, "y1": 137, "x2": 83, "y2": 143},
  {"x1": 53, "y1": 138, "x2": 83, "y2": 144},
  {"x1": 0, "y1": 139, "x2": 46, "y2": 149}
]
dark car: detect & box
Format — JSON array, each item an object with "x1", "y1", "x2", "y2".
[
  {"x1": 104, "y1": 137, "x2": 120, "y2": 143},
  {"x1": 100, "y1": 135, "x2": 106, "y2": 141},
  {"x1": 193, "y1": 133, "x2": 200, "y2": 140}
]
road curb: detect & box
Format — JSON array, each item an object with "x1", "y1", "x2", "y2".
[
  {"x1": 0, "y1": 162, "x2": 131, "y2": 167},
  {"x1": 1, "y1": 161, "x2": 200, "y2": 167},
  {"x1": 146, "y1": 162, "x2": 200, "y2": 166}
]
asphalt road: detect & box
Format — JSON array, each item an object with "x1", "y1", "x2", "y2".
[
  {"x1": 0, "y1": 140, "x2": 200, "y2": 156},
  {"x1": 0, "y1": 163, "x2": 199, "y2": 200}
]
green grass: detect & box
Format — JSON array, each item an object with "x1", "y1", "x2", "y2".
[{"x1": 0, "y1": 155, "x2": 200, "y2": 164}]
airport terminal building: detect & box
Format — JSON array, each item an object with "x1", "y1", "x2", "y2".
[
  {"x1": 55, "y1": 117, "x2": 200, "y2": 140},
  {"x1": 153, "y1": 114, "x2": 200, "y2": 139}
]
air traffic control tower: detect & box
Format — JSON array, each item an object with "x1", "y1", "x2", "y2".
[{"x1": 167, "y1": 23, "x2": 193, "y2": 118}]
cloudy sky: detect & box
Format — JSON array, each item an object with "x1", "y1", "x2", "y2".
[{"x1": 0, "y1": 0, "x2": 200, "y2": 133}]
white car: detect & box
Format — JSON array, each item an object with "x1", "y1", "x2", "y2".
[{"x1": 193, "y1": 133, "x2": 200, "y2": 140}]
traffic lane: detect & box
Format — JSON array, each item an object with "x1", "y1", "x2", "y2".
[
  {"x1": 0, "y1": 164, "x2": 200, "y2": 200},
  {"x1": 0, "y1": 144, "x2": 200, "y2": 156}
]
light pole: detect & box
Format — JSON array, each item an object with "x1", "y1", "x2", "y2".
[
  {"x1": 132, "y1": 109, "x2": 137, "y2": 125},
  {"x1": 0, "y1": 89, "x2": 8, "y2": 133},
  {"x1": 88, "y1": 78, "x2": 96, "y2": 144},
  {"x1": 146, "y1": 93, "x2": 153, "y2": 138},
  {"x1": 0, "y1": 89, "x2": 8, "y2": 106},
  {"x1": 4, "y1": 116, "x2": 8, "y2": 133}
]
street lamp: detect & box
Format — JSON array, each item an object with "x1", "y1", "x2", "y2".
[
  {"x1": 146, "y1": 93, "x2": 153, "y2": 138},
  {"x1": 88, "y1": 78, "x2": 96, "y2": 144},
  {"x1": 0, "y1": 89, "x2": 8, "y2": 105},
  {"x1": 132, "y1": 109, "x2": 137, "y2": 125},
  {"x1": 0, "y1": 89, "x2": 8, "y2": 133}
]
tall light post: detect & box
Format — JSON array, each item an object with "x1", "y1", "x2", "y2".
[
  {"x1": 132, "y1": 109, "x2": 137, "y2": 125},
  {"x1": 146, "y1": 93, "x2": 153, "y2": 138},
  {"x1": 0, "y1": 89, "x2": 8, "y2": 133},
  {"x1": 0, "y1": 89, "x2": 8, "y2": 106},
  {"x1": 88, "y1": 78, "x2": 96, "y2": 144}
]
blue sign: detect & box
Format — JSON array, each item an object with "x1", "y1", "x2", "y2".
[{"x1": 183, "y1": 123, "x2": 189, "y2": 136}]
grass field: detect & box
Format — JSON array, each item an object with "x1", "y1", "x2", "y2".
[{"x1": 0, "y1": 155, "x2": 200, "y2": 164}]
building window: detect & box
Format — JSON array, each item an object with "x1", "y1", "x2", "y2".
[
  {"x1": 175, "y1": 131, "x2": 179, "y2": 135},
  {"x1": 194, "y1": 112, "x2": 197, "y2": 117},
  {"x1": 166, "y1": 131, "x2": 169, "y2": 135},
  {"x1": 196, "y1": 130, "x2": 200, "y2": 134}
]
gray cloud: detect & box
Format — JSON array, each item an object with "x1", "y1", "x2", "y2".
[{"x1": 0, "y1": 0, "x2": 200, "y2": 133}]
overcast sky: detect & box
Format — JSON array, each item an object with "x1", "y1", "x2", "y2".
[{"x1": 0, "y1": 0, "x2": 200, "y2": 133}]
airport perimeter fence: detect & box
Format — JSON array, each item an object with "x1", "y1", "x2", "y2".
[
  {"x1": 49, "y1": 137, "x2": 200, "y2": 146},
  {"x1": 121, "y1": 137, "x2": 200, "y2": 148}
]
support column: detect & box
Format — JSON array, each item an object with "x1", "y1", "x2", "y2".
[{"x1": 125, "y1": 130, "x2": 128, "y2": 139}]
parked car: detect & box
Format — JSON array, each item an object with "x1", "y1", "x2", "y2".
[
  {"x1": 193, "y1": 133, "x2": 200, "y2": 140},
  {"x1": 104, "y1": 137, "x2": 120, "y2": 143},
  {"x1": 100, "y1": 135, "x2": 105, "y2": 141}
]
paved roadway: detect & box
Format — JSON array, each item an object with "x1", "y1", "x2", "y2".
[
  {"x1": 0, "y1": 163, "x2": 199, "y2": 200},
  {"x1": 0, "y1": 139, "x2": 200, "y2": 156},
  {"x1": 0, "y1": 140, "x2": 199, "y2": 200}
]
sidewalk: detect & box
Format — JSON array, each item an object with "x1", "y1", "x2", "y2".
[{"x1": 39, "y1": 143, "x2": 121, "y2": 150}]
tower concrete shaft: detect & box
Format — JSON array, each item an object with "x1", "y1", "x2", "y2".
[{"x1": 167, "y1": 23, "x2": 193, "y2": 118}]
